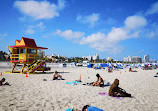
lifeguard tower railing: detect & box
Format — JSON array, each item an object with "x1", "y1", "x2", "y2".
[{"x1": 10, "y1": 54, "x2": 40, "y2": 63}]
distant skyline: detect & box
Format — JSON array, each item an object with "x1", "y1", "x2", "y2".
[{"x1": 0, "y1": 0, "x2": 158, "y2": 60}]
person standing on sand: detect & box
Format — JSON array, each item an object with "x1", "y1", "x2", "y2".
[{"x1": 52, "y1": 70, "x2": 65, "y2": 80}]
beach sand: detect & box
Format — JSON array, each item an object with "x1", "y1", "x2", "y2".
[{"x1": 0, "y1": 62, "x2": 158, "y2": 111}]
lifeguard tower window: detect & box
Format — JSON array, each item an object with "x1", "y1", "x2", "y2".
[
  {"x1": 27, "y1": 48, "x2": 36, "y2": 54},
  {"x1": 20, "y1": 48, "x2": 25, "y2": 53}
]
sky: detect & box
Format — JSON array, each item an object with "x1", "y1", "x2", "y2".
[{"x1": 0, "y1": 0, "x2": 158, "y2": 61}]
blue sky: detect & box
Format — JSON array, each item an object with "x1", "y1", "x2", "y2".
[{"x1": 0, "y1": 0, "x2": 158, "y2": 60}]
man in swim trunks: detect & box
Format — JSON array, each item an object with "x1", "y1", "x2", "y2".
[{"x1": 52, "y1": 70, "x2": 65, "y2": 80}]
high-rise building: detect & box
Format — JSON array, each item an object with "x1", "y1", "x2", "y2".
[
  {"x1": 93, "y1": 53, "x2": 99, "y2": 60},
  {"x1": 149, "y1": 60, "x2": 157, "y2": 63},
  {"x1": 82, "y1": 56, "x2": 92, "y2": 61},
  {"x1": 124, "y1": 56, "x2": 131, "y2": 62},
  {"x1": 131, "y1": 56, "x2": 142, "y2": 63},
  {"x1": 87, "y1": 56, "x2": 92, "y2": 61},
  {"x1": 143, "y1": 55, "x2": 149, "y2": 63},
  {"x1": 124, "y1": 56, "x2": 142, "y2": 63}
]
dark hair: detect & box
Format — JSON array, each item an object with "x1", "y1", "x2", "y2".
[
  {"x1": 82, "y1": 105, "x2": 89, "y2": 111},
  {"x1": 1, "y1": 78, "x2": 5, "y2": 81},
  {"x1": 96, "y1": 73, "x2": 100, "y2": 77}
]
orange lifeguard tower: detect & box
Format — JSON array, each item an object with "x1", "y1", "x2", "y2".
[{"x1": 8, "y1": 37, "x2": 50, "y2": 74}]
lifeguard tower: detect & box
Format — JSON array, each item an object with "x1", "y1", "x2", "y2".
[{"x1": 8, "y1": 37, "x2": 50, "y2": 74}]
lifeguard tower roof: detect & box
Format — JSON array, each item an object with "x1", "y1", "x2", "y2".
[{"x1": 10, "y1": 37, "x2": 48, "y2": 49}]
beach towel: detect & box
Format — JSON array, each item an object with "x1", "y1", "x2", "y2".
[
  {"x1": 98, "y1": 92, "x2": 124, "y2": 100},
  {"x1": 66, "y1": 109, "x2": 73, "y2": 111},
  {"x1": 83, "y1": 81, "x2": 111, "y2": 87},
  {"x1": 43, "y1": 79, "x2": 64, "y2": 81},
  {"x1": 87, "y1": 106, "x2": 104, "y2": 111},
  {"x1": 66, "y1": 81, "x2": 81, "y2": 85}
]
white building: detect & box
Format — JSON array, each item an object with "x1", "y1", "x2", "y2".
[
  {"x1": 131, "y1": 56, "x2": 142, "y2": 63},
  {"x1": 93, "y1": 53, "x2": 99, "y2": 60},
  {"x1": 87, "y1": 56, "x2": 92, "y2": 61},
  {"x1": 149, "y1": 60, "x2": 157, "y2": 63},
  {"x1": 143, "y1": 55, "x2": 149, "y2": 63},
  {"x1": 82, "y1": 56, "x2": 92, "y2": 61},
  {"x1": 124, "y1": 56, "x2": 142, "y2": 63},
  {"x1": 38, "y1": 50, "x2": 45, "y2": 58},
  {"x1": 124, "y1": 56, "x2": 131, "y2": 62},
  {"x1": 107, "y1": 57, "x2": 113, "y2": 61},
  {"x1": 52, "y1": 54, "x2": 56, "y2": 57}
]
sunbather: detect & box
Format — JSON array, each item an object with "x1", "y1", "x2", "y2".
[
  {"x1": 92, "y1": 74, "x2": 104, "y2": 87},
  {"x1": 154, "y1": 72, "x2": 158, "y2": 77},
  {"x1": 52, "y1": 70, "x2": 65, "y2": 80},
  {"x1": 0, "y1": 78, "x2": 10, "y2": 86},
  {"x1": 66, "y1": 105, "x2": 103, "y2": 111},
  {"x1": 82, "y1": 105, "x2": 104, "y2": 111},
  {"x1": 129, "y1": 68, "x2": 137, "y2": 72},
  {"x1": 109, "y1": 79, "x2": 131, "y2": 97},
  {"x1": 75, "y1": 74, "x2": 82, "y2": 82}
]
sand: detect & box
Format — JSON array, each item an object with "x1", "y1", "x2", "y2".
[{"x1": 0, "y1": 62, "x2": 158, "y2": 111}]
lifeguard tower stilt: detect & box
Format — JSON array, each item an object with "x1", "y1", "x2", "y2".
[{"x1": 6, "y1": 37, "x2": 50, "y2": 74}]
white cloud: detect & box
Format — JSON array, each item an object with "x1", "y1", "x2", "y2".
[
  {"x1": 37, "y1": 22, "x2": 45, "y2": 30},
  {"x1": 124, "y1": 15, "x2": 147, "y2": 30},
  {"x1": 146, "y1": 1, "x2": 158, "y2": 15},
  {"x1": 79, "y1": 15, "x2": 147, "y2": 53},
  {"x1": 0, "y1": 33, "x2": 8, "y2": 39},
  {"x1": 80, "y1": 32, "x2": 124, "y2": 53},
  {"x1": 25, "y1": 29, "x2": 35, "y2": 34},
  {"x1": 55, "y1": 29, "x2": 84, "y2": 39},
  {"x1": 142, "y1": 23, "x2": 158, "y2": 38},
  {"x1": 77, "y1": 13, "x2": 100, "y2": 27},
  {"x1": 14, "y1": 0, "x2": 65, "y2": 20},
  {"x1": 25, "y1": 22, "x2": 45, "y2": 35}
]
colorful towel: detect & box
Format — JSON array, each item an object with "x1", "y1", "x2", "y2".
[
  {"x1": 43, "y1": 79, "x2": 63, "y2": 81},
  {"x1": 66, "y1": 109, "x2": 73, "y2": 111},
  {"x1": 83, "y1": 81, "x2": 110, "y2": 87},
  {"x1": 66, "y1": 81, "x2": 81, "y2": 85},
  {"x1": 98, "y1": 92, "x2": 124, "y2": 100}
]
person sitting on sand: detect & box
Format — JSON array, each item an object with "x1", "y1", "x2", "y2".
[
  {"x1": 129, "y1": 68, "x2": 137, "y2": 72},
  {"x1": 52, "y1": 71, "x2": 65, "y2": 80},
  {"x1": 92, "y1": 74, "x2": 104, "y2": 87},
  {"x1": 0, "y1": 78, "x2": 10, "y2": 86},
  {"x1": 108, "y1": 67, "x2": 112, "y2": 73},
  {"x1": 109, "y1": 79, "x2": 131, "y2": 97}
]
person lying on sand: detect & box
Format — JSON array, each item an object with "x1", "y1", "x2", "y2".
[
  {"x1": 75, "y1": 74, "x2": 82, "y2": 82},
  {"x1": 66, "y1": 105, "x2": 103, "y2": 111},
  {"x1": 109, "y1": 79, "x2": 131, "y2": 97},
  {"x1": 92, "y1": 74, "x2": 104, "y2": 87},
  {"x1": 52, "y1": 70, "x2": 65, "y2": 80},
  {"x1": 82, "y1": 105, "x2": 104, "y2": 111},
  {"x1": 129, "y1": 68, "x2": 137, "y2": 72},
  {"x1": 0, "y1": 78, "x2": 10, "y2": 86},
  {"x1": 154, "y1": 72, "x2": 158, "y2": 77}
]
